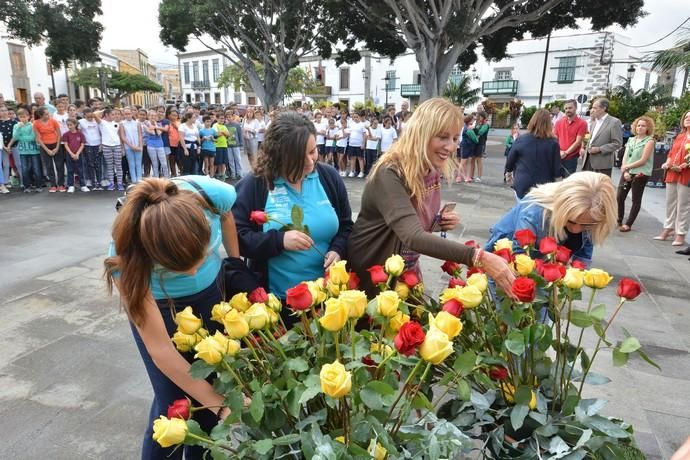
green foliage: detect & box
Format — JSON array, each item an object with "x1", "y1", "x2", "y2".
[
  {"x1": 0, "y1": 0, "x2": 103, "y2": 67},
  {"x1": 545, "y1": 99, "x2": 566, "y2": 111},
  {"x1": 72, "y1": 66, "x2": 162, "y2": 106},
  {"x1": 521, "y1": 106, "x2": 538, "y2": 127},
  {"x1": 352, "y1": 99, "x2": 384, "y2": 114},
  {"x1": 606, "y1": 85, "x2": 674, "y2": 124},
  {"x1": 648, "y1": 29, "x2": 690, "y2": 75},
  {"x1": 443, "y1": 75, "x2": 481, "y2": 107},
  {"x1": 661, "y1": 92, "x2": 690, "y2": 130},
  {"x1": 494, "y1": 104, "x2": 512, "y2": 129},
  {"x1": 218, "y1": 64, "x2": 326, "y2": 100}
]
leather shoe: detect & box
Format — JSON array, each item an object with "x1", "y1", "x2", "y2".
[{"x1": 676, "y1": 246, "x2": 690, "y2": 255}]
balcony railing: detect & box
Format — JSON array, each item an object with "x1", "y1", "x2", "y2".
[
  {"x1": 400, "y1": 84, "x2": 420, "y2": 97},
  {"x1": 482, "y1": 80, "x2": 518, "y2": 96},
  {"x1": 191, "y1": 80, "x2": 211, "y2": 90}
]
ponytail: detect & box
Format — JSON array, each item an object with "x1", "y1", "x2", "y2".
[{"x1": 105, "y1": 178, "x2": 211, "y2": 326}]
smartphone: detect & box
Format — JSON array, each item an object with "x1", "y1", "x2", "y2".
[{"x1": 431, "y1": 202, "x2": 457, "y2": 232}]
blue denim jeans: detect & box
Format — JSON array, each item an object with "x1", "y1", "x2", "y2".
[
  {"x1": 20, "y1": 154, "x2": 43, "y2": 189},
  {"x1": 125, "y1": 147, "x2": 143, "y2": 183},
  {"x1": 130, "y1": 273, "x2": 223, "y2": 460},
  {"x1": 65, "y1": 155, "x2": 83, "y2": 187},
  {"x1": 84, "y1": 146, "x2": 102, "y2": 185},
  {"x1": 561, "y1": 157, "x2": 579, "y2": 177}
]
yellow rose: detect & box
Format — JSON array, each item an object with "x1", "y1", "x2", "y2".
[
  {"x1": 172, "y1": 331, "x2": 200, "y2": 352},
  {"x1": 389, "y1": 311, "x2": 410, "y2": 332},
  {"x1": 267, "y1": 293, "x2": 282, "y2": 312},
  {"x1": 335, "y1": 436, "x2": 345, "y2": 444},
  {"x1": 194, "y1": 331, "x2": 233, "y2": 365},
  {"x1": 326, "y1": 280, "x2": 341, "y2": 297},
  {"x1": 429, "y1": 311, "x2": 463, "y2": 340},
  {"x1": 384, "y1": 254, "x2": 405, "y2": 277},
  {"x1": 394, "y1": 281, "x2": 410, "y2": 300},
  {"x1": 339, "y1": 289, "x2": 368, "y2": 319},
  {"x1": 320, "y1": 360, "x2": 352, "y2": 398},
  {"x1": 370, "y1": 342, "x2": 394, "y2": 357},
  {"x1": 513, "y1": 254, "x2": 536, "y2": 276},
  {"x1": 440, "y1": 286, "x2": 462, "y2": 304},
  {"x1": 419, "y1": 328, "x2": 454, "y2": 364},
  {"x1": 319, "y1": 298, "x2": 349, "y2": 332},
  {"x1": 328, "y1": 260, "x2": 350, "y2": 285},
  {"x1": 500, "y1": 383, "x2": 537, "y2": 410},
  {"x1": 376, "y1": 290, "x2": 400, "y2": 317},
  {"x1": 563, "y1": 268, "x2": 585, "y2": 289},
  {"x1": 457, "y1": 285, "x2": 483, "y2": 309},
  {"x1": 229, "y1": 292, "x2": 251, "y2": 312},
  {"x1": 368, "y1": 440, "x2": 388, "y2": 460},
  {"x1": 268, "y1": 309, "x2": 280, "y2": 326},
  {"x1": 494, "y1": 238, "x2": 514, "y2": 253},
  {"x1": 467, "y1": 273, "x2": 488, "y2": 293},
  {"x1": 413, "y1": 282, "x2": 425, "y2": 297},
  {"x1": 211, "y1": 302, "x2": 232, "y2": 323},
  {"x1": 584, "y1": 268, "x2": 614, "y2": 289},
  {"x1": 306, "y1": 281, "x2": 327, "y2": 305},
  {"x1": 152, "y1": 416, "x2": 188, "y2": 448},
  {"x1": 175, "y1": 306, "x2": 202, "y2": 335},
  {"x1": 244, "y1": 303, "x2": 270, "y2": 330},
  {"x1": 222, "y1": 309, "x2": 249, "y2": 339}
]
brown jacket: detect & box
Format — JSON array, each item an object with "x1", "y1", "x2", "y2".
[{"x1": 347, "y1": 165, "x2": 474, "y2": 293}]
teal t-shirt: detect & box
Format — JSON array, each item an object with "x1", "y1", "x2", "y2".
[
  {"x1": 264, "y1": 171, "x2": 339, "y2": 298},
  {"x1": 12, "y1": 122, "x2": 40, "y2": 155},
  {"x1": 109, "y1": 175, "x2": 236, "y2": 300},
  {"x1": 199, "y1": 127, "x2": 217, "y2": 152}
]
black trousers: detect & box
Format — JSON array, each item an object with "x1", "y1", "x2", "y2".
[{"x1": 617, "y1": 174, "x2": 648, "y2": 226}]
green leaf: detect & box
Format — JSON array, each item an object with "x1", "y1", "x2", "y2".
[
  {"x1": 286, "y1": 386, "x2": 304, "y2": 417},
  {"x1": 291, "y1": 204, "x2": 304, "y2": 229},
  {"x1": 299, "y1": 384, "x2": 322, "y2": 405},
  {"x1": 619, "y1": 337, "x2": 641, "y2": 353},
  {"x1": 505, "y1": 330, "x2": 526, "y2": 355},
  {"x1": 590, "y1": 304, "x2": 607, "y2": 321},
  {"x1": 453, "y1": 350, "x2": 477, "y2": 376},
  {"x1": 189, "y1": 360, "x2": 215, "y2": 379},
  {"x1": 365, "y1": 380, "x2": 396, "y2": 396},
  {"x1": 636, "y1": 348, "x2": 662, "y2": 371},
  {"x1": 210, "y1": 422, "x2": 231, "y2": 441},
  {"x1": 514, "y1": 386, "x2": 533, "y2": 406},
  {"x1": 360, "y1": 387, "x2": 385, "y2": 410},
  {"x1": 578, "y1": 372, "x2": 611, "y2": 385},
  {"x1": 612, "y1": 348, "x2": 628, "y2": 367},
  {"x1": 584, "y1": 416, "x2": 631, "y2": 438},
  {"x1": 456, "y1": 379, "x2": 471, "y2": 401},
  {"x1": 184, "y1": 420, "x2": 208, "y2": 446},
  {"x1": 412, "y1": 392, "x2": 433, "y2": 410},
  {"x1": 287, "y1": 357, "x2": 310, "y2": 372},
  {"x1": 225, "y1": 391, "x2": 244, "y2": 424},
  {"x1": 570, "y1": 310, "x2": 593, "y2": 328},
  {"x1": 249, "y1": 391, "x2": 264, "y2": 422},
  {"x1": 510, "y1": 404, "x2": 530, "y2": 430},
  {"x1": 273, "y1": 433, "x2": 302, "y2": 446},
  {"x1": 254, "y1": 439, "x2": 273, "y2": 455},
  {"x1": 578, "y1": 398, "x2": 607, "y2": 416}
]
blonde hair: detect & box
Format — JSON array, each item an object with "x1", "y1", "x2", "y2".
[
  {"x1": 370, "y1": 98, "x2": 461, "y2": 199},
  {"x1": 632, "y1": 115, "x2": 655, "y2": 137},
  {"x1": 525, "y1": 171, "x2": 617, "y2": 245}
]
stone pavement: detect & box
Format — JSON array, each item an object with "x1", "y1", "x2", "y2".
[{"x1": 0, "y1": 135, "x2": 688, "y2": 459}]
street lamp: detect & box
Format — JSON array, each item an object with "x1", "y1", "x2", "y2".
[
  {"x1": 627, "y1": 64, "x2": 636, "y2": 90},
  {"x1": 383, "y1": 75, "x2": 391, "y2": 108}
]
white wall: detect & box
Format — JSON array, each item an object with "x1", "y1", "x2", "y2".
[{"x1": 0, "y1": 37, "x2": 54, "y2": 103}]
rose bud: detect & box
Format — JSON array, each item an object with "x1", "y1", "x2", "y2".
[
  {"x1": 555, "y1": 245, "x2": 572, "y2": 264},
  {"x1": 489, "y1": 366, "x2": 509, "y2": 381},
  {"x1": 512, "y1": 277, "x2": 537, "y2": 303},
  {"x1": 347, "y1": 271, "x2": 361, "y2": 290},
  {"x1": 249, "y1": 210, "x2": 269, "y2": 225},
  {"x1": 248, "y1": 287, "x2": 269, "y2": 304},
  {"x1": 571, "y1": 259, "x2": 587, "y2": 270},
  {"x1": 442, "y1": 299, "x2": 464, "y2": 317},
  {"x1": 448, "y1": 277, "x2": 466, "y2": 288},
  {"x1": 534, "y1": 258, "x2": 545, "y2": 275},
  {"x1": 167, "y1": 398, "x2": 191, "y2": 420},
  {"x1": 538, "y1": 236, "x2": 558, "y2": 255},
  {"x1": 441, "y1": 260, "x2": 461, "y2": 276},
  {"x1": 541, "y1": 263, "x2": 566, "y2": 283},
  {"x1": 617, "y1": 278, "x2": 642, "y2": 300},
  {"x1": 494, "y1": 248, "x2": 513, "y2": 263},
  {"x1": 286, "y1": 282, "x2": 313, "y2": 311},
  {"x1": 367, "y1": 265, "x2": 388, "y2": 285},
  {"x1": 514, "y1": 229, "x2": 537, "y2": 247},
  {"x1": 399, "y1": 270, "x2": 420, "y2": 288}
]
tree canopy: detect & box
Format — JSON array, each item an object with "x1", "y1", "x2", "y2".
[
  {"x1": 328, "y1": 0, "x2": 646, "y2": 100},
  {"x1": 159, "y1": 0, "x2": 344, "y2": 110},
  {"x1": 443, "y1": 75, "x2": 481, "y2": 107},
  {"x1": 0, "y1": 0, "x2": 103, "y2": 68},
  {"x1": 72, "y1": 66, "x2": 162, "y2": 107},
  {"x1": 217, "y1": 63, "x2": 326, "y2": 100}
]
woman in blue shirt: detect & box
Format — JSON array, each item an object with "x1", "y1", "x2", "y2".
[
  {"x1": 233, "y1": 112, "x2": 353, "y2": 304},
  {"x1": 486, "y1": 171, "x2": 617, "y2": 267},
  {"x1": 105, "y1": 176, "x2": 240, "y2": 460}
]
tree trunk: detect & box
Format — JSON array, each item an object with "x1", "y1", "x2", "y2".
[
  {"x1": 245, "y1": 65, "x2": 288, "y2": 111},
  {"x1": 416, "y1": 39, "x2": 467, "y2": 101}
]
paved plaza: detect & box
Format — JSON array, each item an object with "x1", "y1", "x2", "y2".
[{"x1": 0, "y1": 136, "x2": 688, "y2": 459}]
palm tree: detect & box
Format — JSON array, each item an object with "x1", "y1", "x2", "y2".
[
  {"x1": 443, "y1": 75, "x2": 481, "y2": 107},
  {"x1": 648, "y1": 29, "x2": 690, "y2": 95}
]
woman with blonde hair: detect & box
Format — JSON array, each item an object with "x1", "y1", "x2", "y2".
[
  {"x1": 617, "y1": 115, "x2": 655, "y2": 232},
  {"x1": 348, "y1": 97, "x2": 516, "y2": 295},
  {"x1": 486, "y1": 171, "x2": 617, "y2": 266},
  {"x1": 505, "y1": 108, "x2": 561, "y2": 199}
]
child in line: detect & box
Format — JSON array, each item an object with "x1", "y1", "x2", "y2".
[
  {"x1": 0, "y1": 132, "x2": 7, "y2": 193},
  {"x1": 336, "y1": 117, "x2": 349, "y2": 176},
  {"x1": 62, "y1": 118, "x2": 89, "y2": 192},
  {"x1": 503, "y1": 125, "x2": 520, "y2": 183},
  {"x1": 78, "y1": 108, "x2": 103, "y2": 190},
  {"x1": 364, "y1": 118, "x2": 382, "y2": 176},
  {"x1": 33, "y1": 107, "x2": 63, "y2": 192},
  {"x1": 179, "y1": 113, "x2": 200, "y2": 175},
  {"x1": 226, "y1": 112, "x2": 243, "y2": 179},
  {"x1": 143, "y1": 110, "x2": 169, "y2": 179},
  {"x1": 96, "y1": 108, "x2": 124, "y2": 191},
  {"x1": 9, "y1": 109, "x2": 43, "y2": 192},
  {"x1": 212, "y1": 113, "x2": 229, "y2": 180},
  {"x1": 325, "y1": 118, "x2": 339, "y2": 168},
  {"x1": 120, "y1": 107, "x2": 144, "y2": 184},
  {"x1": 199, "y1": 115, "x2": 217, "y2": 178}
]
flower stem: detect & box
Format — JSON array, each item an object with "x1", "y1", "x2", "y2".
[
  {"x1": 334, "y1": 330, "x2": 341, "y2": 361},
  {"x1": 386, "y1": 359, "x2": 423, "y2": 422},
  {"x1": 221, "y1": 360, "x2": 252, "y2": 396},
  {"x1": 565, "y1": 288, "x2": 597, "y2": 392}
]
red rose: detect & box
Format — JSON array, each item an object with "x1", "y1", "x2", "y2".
[
  {"x1": 286, "y1": 282, "x2": 313, "y2": 311},
  {"x1": 442, "y1": 299, "x2": 464, "y2": 317},
  {"x1": 448, "y1": 277, "x2": 466, "y2": 288},
  {"x1": 538, "y1": 237, "x2": 558, "y2": 255},
  {"x1": 571, "y1": 259, "x2": 587, "y2": 270},
  {"x1": 542, "y1": 263, "x2": 566, "y2": 282},
  {"x1": 167, "y1": 399, "x2": 191, "y2": 420},
  {"x1": 617, "y1": 278, "x2": 642, "y2": 300},
  {"x1": 248, "y1": 287, "x2": 268, "y2": 304},
  {"x1": 514, "y1": 229, "x2": 537, "y2": 247},
  {"x1": 555, "y1": 246, "x2": 572, "y2": 264},
  {"x1": 534, "y1": 258, "x2": 545, "y2": 275},
  {"x1": 489, "y1": 366, "x2": 509, "y2": 381},
  {"x1": 400, "y1": 270, "x2": 420, "y2": 288},
  {"x1": 466, "y1": 267, "x2": 485, "y2": 277},
  {"x1": 249, "y1": 210, "x2": 269, "y2": 225},
  {"x1": 512, "y1": 277, "x2": 536, "y2": 302},
  {"x1": 347, "y1": 271, "x2": 360, "y2": 290},
  {"x1": 441, "y1": 260, "x2": 461, "y2": 276},
  {"x1": 464, "y1": 240, "x2": 480, "y2": 248},
  {"x1": 367, "y1": 265, "x2": 388, "y2": 285},
  {"x1": 362, "y1": 355, "x2": 376, "y2": 367},
  {"x1": 394, "y1": 321, "x2": 426, "y2": 356},
  {"x1": 494, "y1": 248, "x2": 513, "y2": 263}
]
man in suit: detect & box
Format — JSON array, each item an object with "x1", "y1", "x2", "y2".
[{"x1": 582, "y1": 97, "x2": 622, "y2": 177}]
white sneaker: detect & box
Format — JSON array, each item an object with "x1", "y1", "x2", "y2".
[
  {"x1": 339, "y1": 171, "x2": 345, "y2": 177},
  {"x1": 80, "y1": 186, "x2": 90, "y2": 192},
  {"x1": 85, "y1": 180, "x2": 93, "y2": 187},
  {"x1": 0, "y1": 185, "x2": 9, "y2": 194},
  {"x1": 357, "y1": 172, "x2": 365, "y2": 178},
  {"x1": 101, "y1": 179, "x2": 109, "y2": 187},
  {"x1": 347, "y1": 171, "x2": 355, "y2": 177},
  {"x1": 67, "y1": 186, "x2": 75, "y2": 193},
  {"x1": 473, "y1": 177, "x2": 481, "y2": 182}
]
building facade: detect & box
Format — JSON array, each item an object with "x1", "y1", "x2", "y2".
[
  {"x1": 178, "y1": 49, "x2": 250, "y2": 105},
  {"x1": 52, "y1": 51, "x2": 119, "y2": 103},
  {"x1": 112, "y1": 49, "x2": 161, "y2": 107},
  {"x1": 158, "y1": 69, "x2": 181, "y2": 104},
  {"x1": 0, "y1": 25, "x2": 55, "y2": 104}
]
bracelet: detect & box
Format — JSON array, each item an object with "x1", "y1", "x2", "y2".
[{"x1": 472, "y1": 248, "x2": 484, "y2": 268}]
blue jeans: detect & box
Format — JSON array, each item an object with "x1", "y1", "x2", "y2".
[
  {"x1": 130, "y1": 274, "x2": 223, "y2": 460},
  {"x1": 228, "y1": 146, "x2": 243, "y2": 177},
  {"x1": 561, "y1": 157, "x2": 578, "y2": 177},
  {"x1": 20, "y1": 154, "x2": 43, "y2": 189},
  {"x1": 65, "y1": 155, "x2": 83, "y2": 187},
  {"x1": 84, "y1": 146, "x2": 102, "y2": 185},
  {"x1": 125, "y1": 147, "x2": 143, "y2": 183}
]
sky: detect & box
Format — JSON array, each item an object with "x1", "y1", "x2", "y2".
[{"x1": 98, "y1": 0, "x2": 688, "y2": 68}]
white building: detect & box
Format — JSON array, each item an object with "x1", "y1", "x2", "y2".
[
  {"x1": 0, "y1": 25, "x2": 55, "y2": 104},
  {"x1": 52, "y1": 51, "x2": 119, "y2": 102}
]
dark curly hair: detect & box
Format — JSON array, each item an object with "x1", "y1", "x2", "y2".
[{"x1": 254, "y1": 111, "x2": 316, "y2": 189}]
